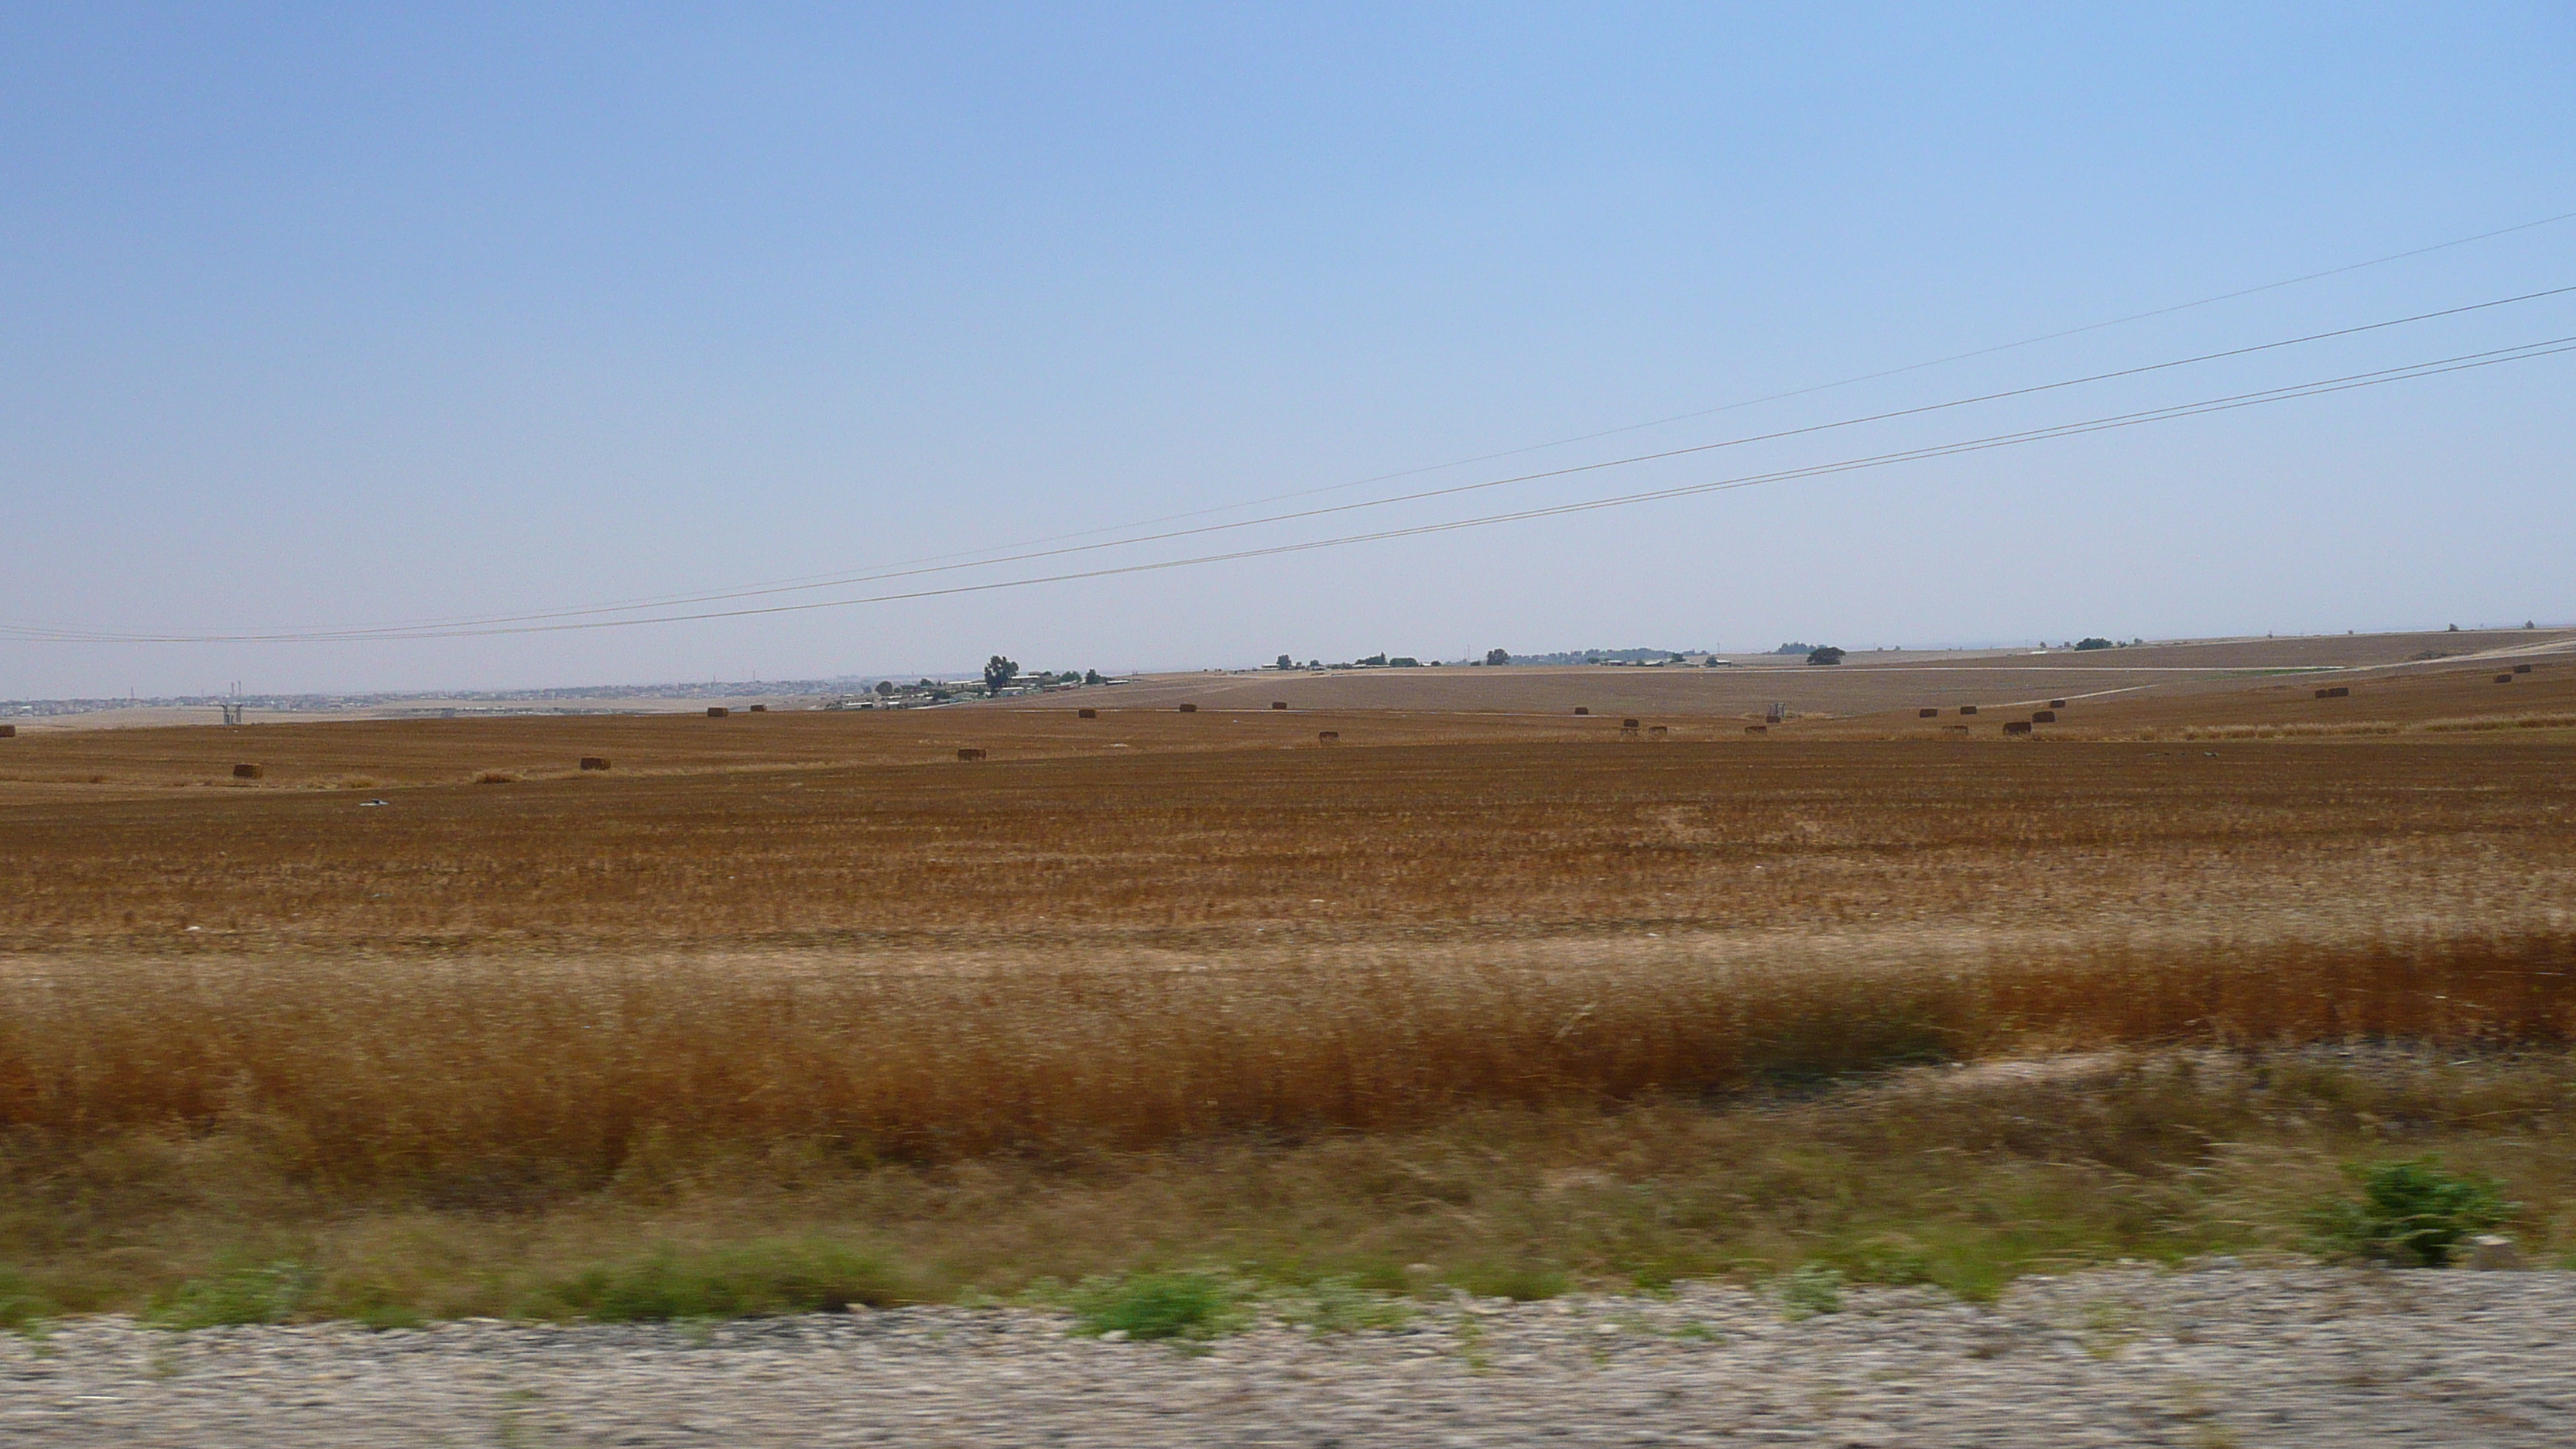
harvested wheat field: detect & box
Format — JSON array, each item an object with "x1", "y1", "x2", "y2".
[
  {"x1": 2, "y1": 656, "x2": 2574, "y2": 1334},
  {"x1": 1029, "y1": 627, "x2": 2576, "y2": 721}
]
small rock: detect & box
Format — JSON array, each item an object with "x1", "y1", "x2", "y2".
[{"x1": 2465, "y1": 1235, "x2": 2526, "y2": 1272}]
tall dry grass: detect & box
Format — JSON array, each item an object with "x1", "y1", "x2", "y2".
[
  {"x1": 0, "y1": 736, "x2": 2567, "y2": 1196},
  {"x1": 4, "y1": 931, "x2": 2568, "y2": 1194}
]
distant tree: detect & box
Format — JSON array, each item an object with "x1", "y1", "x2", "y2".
[
  {"x1": 1084, "y1": 668, "x2": 1105, "y2": 686},
  {"x1": 2074, "y1": 637, "x2": 2115, "y2": 651},
  {"x1": 1485, "y1": 648, "x2": 1510, "y2": 666},
  {"x1": 1307, "y1": 659, "x2": 1321, "y2": 670},
  {"x1": 1807, "y1": 646, "x2": 1845, "y2": 666},
  {"x1": 2525, "y1": 620, "x2": 2537, "y2": 630},
  {"x1": 874, "y1": 680, "x2": 896, "y2": 697},
  {"x1": 1389, "y1": 656, "x2": 1420, "y2": 667},
  {"x1": 2448, "y1": 623, "x2": 2461, "y2": 632},
  {"x1": 983, "y1": 655, "x2": 1020, "y2": 692},
  {"x1": 1359, "y1": 653, "x2": 1388, "y2": 666},
  {"x1": 1773, "y1": 642, "x2": 1815, "y2": 656},
  {"x1": 1275, "y1": 654, "x2": 1293, "y2": 670}
]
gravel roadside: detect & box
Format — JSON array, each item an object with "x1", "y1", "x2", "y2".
[{"x1": 5, "y1": 1264, "x2": 2568, "y2": 1447}]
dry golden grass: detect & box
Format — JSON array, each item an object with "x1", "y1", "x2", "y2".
[
  {"x1": 1, "y1": 693, "x2": 2572, "y2": 1323},
  {"x1": 2, "y1": 735, "x2": 2570, "y2": 1174},
  {"x1": 8, "y1": 1048, "x2": 2573, "y2": 1321},
  {"x1": 5, "y1": 932, "x2": 2568, "y2": 1190}
]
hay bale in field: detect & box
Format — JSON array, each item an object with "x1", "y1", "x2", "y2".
[
  {"x1": 2496, "y1": 674, "x2": 2516, "y2": 684},
  {"x1": 1943, "y1": 724, "x2": 1970, "y2": 735},
  {"x1": 1743, "y1": 724, "x2": 1766, "y2": 735},
  {"x1": 1178, "y1": 703, "x2": 1198, "y2": 713},
  {"x1": 2033, "y1": 710, "x2": 2057, "y2": 723},
  {"x1": 748, "y1": 704, "x2": 768, "y2": 713},
  {"x1": 1317, "y1": 730, "x2": 1340, "y2": 742},
  {"x1": 1622, "y1": 718, "x2": 1641, "y2": 729},
  {"x1": 2004, "y1": 721, "x2": 2033, "y2": 736},
  {"x1": 1959, "y1": 705, "x2": 1978, "y2": 715},
  {"x1": 1271, "y1": 701, "x2": 1287, "y2": 710},
  {"x1": 706, "y1": 707, "x2": 729, "y2": 718},
  {"x1": 1573, "y1": 707, "x2": 1590, "y2": 716},
  {"x1": 1918, "y1": 707, "x2": 1939, "y2": 718},
  {"x1": 231, "y1": 763, "x2": 263, "y2": 779},
  {"x1": 0, "y1": 724, "x2": 14, "y2": 738},
  {"x1": 1647, "y1": 724, "x2": 1668, "y2": 737},
  {"x1": 956, "y1": 748, "x2": 988, "y2": 761},
  {"x1": 579, "y1": 757, "x2": 610, "y2": 771},
  {"x1": 2513, "y1": 663, "x2": 2533, "y2": 673},
  {"x1": 1077, "y1": 707, "x2": 1098, "y2": 719},
  {"x1": 2049, "y1": 699, "x2": 2067, "y2": 709}
]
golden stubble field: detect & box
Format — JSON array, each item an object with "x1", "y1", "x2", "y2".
[{"x1": 2, "y1": 661, "x2": 2573, "y2": 1319}]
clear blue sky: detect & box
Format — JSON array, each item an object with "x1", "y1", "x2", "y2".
[{"x1": 5, "y1": 3, "x2": 2571, "y2": 697}]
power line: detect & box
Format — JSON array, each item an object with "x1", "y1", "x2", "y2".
[
  {"x1": 20, "y1": 282, "x2": 2565, "y2": 644},
  {"x1": 17, "y1": 334, "x2": 2566, "y2": 644},
  {"x1": 605, "y1": 205, "x2": 2576, "y2": 599},
  {"x1": 63, "y1": 207, "x2": 2573, "y2": 641}
]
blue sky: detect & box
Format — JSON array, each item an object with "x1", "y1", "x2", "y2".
[{"x1": 4, "y1": 3, "x2": 2571, "y2": 696}]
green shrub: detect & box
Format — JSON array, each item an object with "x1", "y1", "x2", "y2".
[
  {"x1": 2317, "y1": 1157, "x2": 2510, "y2": 1266},
  {"x1": 546, "y1": 1240, "x2": 904, "y2": 1322},
  {"x1": 1781, "y1": 1262, "x2": 1845, "y2": 1319},
  {"x1": 0, "y1": 1266, "x2": 53, "y2": 1334},
  {"x1": 1452, "y1": 1263, "x2": 1569, "y2": 1302},
  {"x1": 1278, "y1": 1276, "x2": 1413, "y2": 1334},
  {"x1": 149, "y1": 1259, "x2": 317, "y2": 1330},
  {"x1": 1070, "y1": 1271, "x2": 1239, "y2": 1341}
]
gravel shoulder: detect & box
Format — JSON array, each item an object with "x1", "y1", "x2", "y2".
[{"x1": 5, "y1": 1264, "x2": 2571, "y2": 1447}]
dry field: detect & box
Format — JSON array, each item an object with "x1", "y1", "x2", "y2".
[
  {"x1": 2, "y1": 642, "x2": 2574, "y2": 1324},
  {"x1": 1021, "y1": 626, "x2": 2574, "y2": 720}
]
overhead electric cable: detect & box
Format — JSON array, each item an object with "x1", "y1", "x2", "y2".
[
  {"x1": 57, "y1": 207, "x2": 2571, "y2": 641},
  {"x1": 14, "y1": 334, "x2": 2566, "y2": 643},
  {"x1": 16, "y1": 282, "x2": 2564, "y2": 644},
  {"x1": 561, "y1": 205, "x2": 2576, "y2": 603}
]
